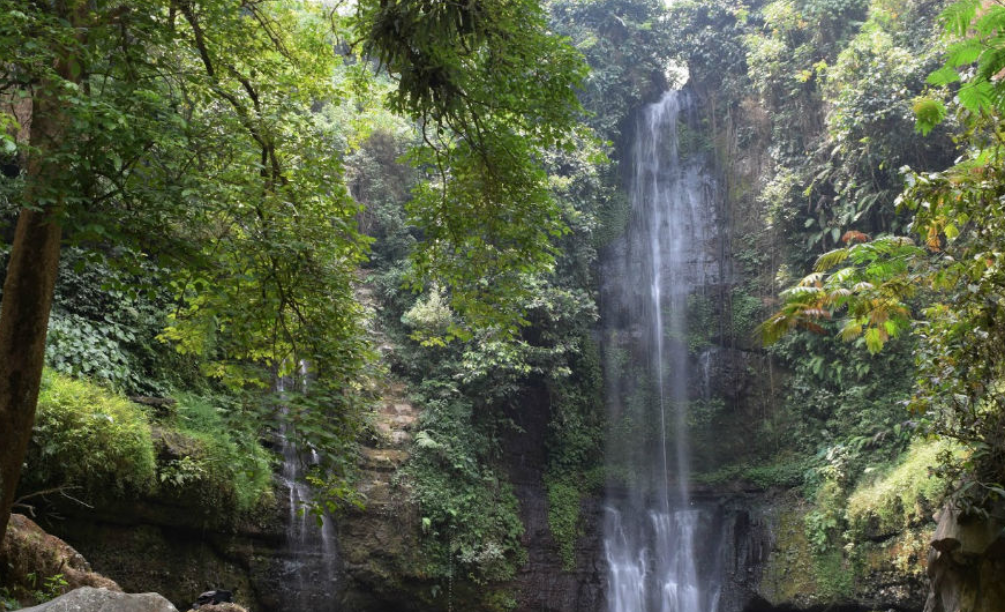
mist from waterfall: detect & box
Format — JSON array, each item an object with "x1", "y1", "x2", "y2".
[{"x1": 601, "y1": 90, "x2": 722, "y2": 612}]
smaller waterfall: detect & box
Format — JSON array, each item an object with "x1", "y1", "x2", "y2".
[{"x1": 277, "y1": 371, "x2": 340, "y2": 612}]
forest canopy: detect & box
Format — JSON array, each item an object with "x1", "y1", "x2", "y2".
[{"x1": 0, "y1": 0, "x2": 589, "y2": 538}]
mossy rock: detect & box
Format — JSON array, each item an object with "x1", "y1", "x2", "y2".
[{"x1": 0, "y1": 514, "x2": 120, "y2": 607}]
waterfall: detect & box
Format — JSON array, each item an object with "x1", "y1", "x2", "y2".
[
  {"x1": 601, "y1": 90, "x2": 723, "y2": 612},
  {"x1": 277, "y1": 370, "x2": 340, "y2": 612}
]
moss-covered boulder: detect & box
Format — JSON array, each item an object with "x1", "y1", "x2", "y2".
[{"x1": 0, "y1": 514, "x2": 120, "y2": 608}]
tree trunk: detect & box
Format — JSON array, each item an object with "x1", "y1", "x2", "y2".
[
  {"x1": 0, "y1": 1, "x2": 84, "y2": 537},
  {"x1": 0, "y1": 208, "x2": 63, "y2": 540}
]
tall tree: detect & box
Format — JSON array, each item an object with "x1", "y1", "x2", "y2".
[
  {"x1": 0, "y1": 0, "x2": 88, "y2": 541},
  {"x1": 0, "y1": 0, "x2": 587, "y2": 537}
]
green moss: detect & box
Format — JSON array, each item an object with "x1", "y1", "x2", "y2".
[
  {"x1": 804, "y1": 478, "x2": 846, "y2": 554},
  {"x1": 812, "y1": 547, "x2": 855, "y2": 600},
  {"x1": 761, "y1": 494, "x2": 858, "y2": 605},
  {"x1": 545, "y1": 478, "x2": 581, "y2": 570},
  {"x1": 846, "y1": 438, "x2": 952, "y2": 538},
  {"x1": 761, "y1": 501, "x2": 819, "y2": 603},
  {"x1": 26, "y1": 369, "x2": 156, "y2": 496}
]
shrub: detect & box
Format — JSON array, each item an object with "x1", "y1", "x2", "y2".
[
  {"x1": 25, "y1": 370, "x2": 156, "y2": 496},
  {"x1": 545, "y1": 478, "x2": 581, "y2": 569},
  {"x1": 156, "y1": 393, "x2": 273, "y2": 514},
  {"x1": 404, "y1": 390, "x2": 526, "y2": 583}
]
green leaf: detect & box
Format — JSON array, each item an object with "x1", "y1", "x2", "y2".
[
  {"x1": 958, "y1": 80, "x2": 995, "y2": 113},
  {"x1": 946, "y1": 38, "x2": 983, "y2": 67},
  {"x1": 926, "y1": 67, "x2": 960, "y2": 86},
  {"x1": 864, "y1": 327, "x2": 884, "y2": 354},
  {"x1": 913, "y1": 98, "x2": 947, "y2": 136}
]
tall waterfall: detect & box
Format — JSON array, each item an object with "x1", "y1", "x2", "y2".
[{"x1": 601, "y1": 90, "x2": 723, "y2": 612}]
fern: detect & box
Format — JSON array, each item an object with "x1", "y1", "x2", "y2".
[
  {"x1": 940, "y1": 0, "x2": 980, "y2": 37},
  {"x1": 946, "y1": 38, "x2": 983, "y2": 67},
  {"x1": 958, "y1": 81, "x2": 995, "y2": 113},
  {"x1": 815, "y1": 248, "x2": 851, "y2": 271}
]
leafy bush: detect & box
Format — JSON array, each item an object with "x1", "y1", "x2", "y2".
[
  {"x1": 155, "y1": 393, "x2": 273, "y2": 514},
  {"x1": 42, "y1": 247, "x2": 206, "y2": 397},
  {"x1": 545, "y1": 478, "x2": 581, "y2": 569},
  {"x1": 404, "y1": 385, "x2": 525, "y2": 583},
  {"x1": 23, "y1": 371, "x2": 271, "y2": 518},
  {"x1": 693, "y1": 455, "x2": 815, "y2": 489},
  {"x1": 25, "y1": 370, "x2": 156, "y2": 496}
]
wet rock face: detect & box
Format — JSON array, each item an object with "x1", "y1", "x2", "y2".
[
  {"x1": 924, "y1": 505, "x2": 1005, "y2": 612},
  {"x1": 500, "y1": 386, "x2": 605, "y2": 612},
  {"x1": 335, "y1": 380, "x2": 428, "y2": 612},
  {"x1": 17, "y1": 587, "x2": 178, "y2": 612},
  {"x1": 751, "y1": 490, "x2": 930, "y2": 612},
  {"x1": 512, "y1": 490, "x2": 605, "y2": 612},
  {"x1": 34, "y1": 495, "x2": 301, "y2": 612}
]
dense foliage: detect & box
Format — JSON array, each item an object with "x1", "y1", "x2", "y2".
[
  {"x1": 0, "y1": 0, "x2": 592, "y2": 536},
  {"x1": 7, "y1": 0, "x2": 1005, "y2": 606},
  {"x1": 18, "y1": 370, "x2": 272, "y2": 522},
  {"x1": 765, "y1": 0, "x2": 1005, "y2": 513},
  {"x1": 26, "y1": 370, "x2": 156, "y2": 497}
]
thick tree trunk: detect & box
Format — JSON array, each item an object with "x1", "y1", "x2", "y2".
[
  {"x1": 0, "y1": 1, "x2": 82, "y2": 536},
  {"x1": 0, "y1": 207, "x2": 63, "y2": 540}
]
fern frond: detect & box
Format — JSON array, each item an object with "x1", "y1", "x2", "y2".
[
  {"x1": 815, "y1": 248, "x2": 850, "y2": 271},
  {"x1": 940, "y1": 0, "x2": 980, "y2": 37}
]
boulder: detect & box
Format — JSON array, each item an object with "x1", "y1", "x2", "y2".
[
  {"x1": 17, "y1": 587, "x2": 178, "y2": 612},
  {"x1": 0, "y1": 513, "x2": 120, "y2": 602},
  {"x1": 924, "y1": 504, "x2": 1005, "y2": 612}
]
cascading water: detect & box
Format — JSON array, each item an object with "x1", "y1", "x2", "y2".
[
  {"x1": 601, "y1": 89, "x2": 723, "y2": 612},
  {"x1": 277, "y1": 372, "x2": 340, "y2": 612}
]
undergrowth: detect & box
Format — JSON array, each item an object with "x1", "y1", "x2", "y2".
[
  {"x1": 21, "y1": 370, "x2": 272, "y2": 518},
  {"x1": 26, "y1": 370, "x2": 157, "y2": 496},
  {"x1": 846, "y1": 438, "x2": 953, "y2": 538}
]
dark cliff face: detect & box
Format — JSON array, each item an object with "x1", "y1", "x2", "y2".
[
  {"x1": 499, "y1": 385, "x2": 605, "y2": 612},
  {"x1": 35, "y1": 490, "x2": 319, "y2": 612}
]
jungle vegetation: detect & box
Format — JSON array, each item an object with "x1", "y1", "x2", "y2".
[{"x1": 2, "y1": 0, "x2": 1005, "y2": 605}]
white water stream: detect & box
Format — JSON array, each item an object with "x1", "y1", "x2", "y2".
[
  {"x1": 277, "y1": 371, "x2": 339, "y2": 611},
  {"x1": 602, "y1": 90, "x2": 722, "y2": 612}
]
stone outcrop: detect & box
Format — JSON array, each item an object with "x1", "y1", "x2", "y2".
[
  {"x1": 32, "y1": 490, "x2": 303, "y2": 612},
  {"x1": 498, "y1": 386, "x2": 605, "y2": 612},
  {"x1": 924, "y1": 504, "x2": 1005, "y2": 612},
  {"x1": 0, "y1": 513, "x2": 120, "y2": 605},
  {"x1": 336, "y1": 378, "x2": 426, "y2": 611},
  {"x1": 752, "y1": 491, "x2": 929, "y2": 611},
  {"x1": 17, "y1": 587, "x2": 177, "y2": 612}
]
